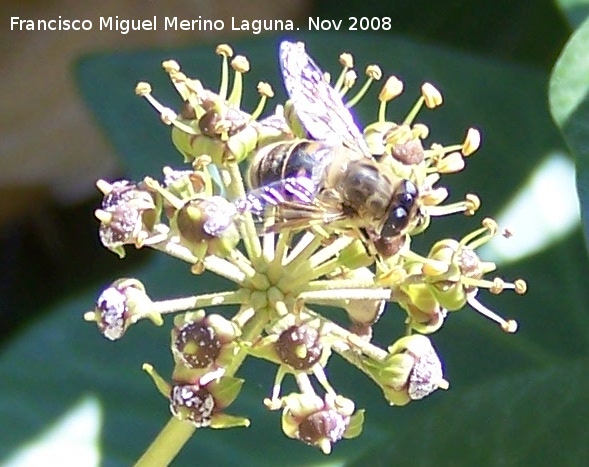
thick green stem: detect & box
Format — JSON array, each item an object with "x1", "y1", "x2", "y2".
[{"x1": 134, "y1": 416, "x2": 195, "y2": 467}]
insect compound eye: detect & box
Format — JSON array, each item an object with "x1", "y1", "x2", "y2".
[
  {"x1": 393, "y1": 179, "x2": 418, "y2": 209},
  {"x1": 381, "y1": 206, "x2": 409, "y2": 238},
  {"x1": 381, "y1": 179, "x2": 418, "y2": 238}
]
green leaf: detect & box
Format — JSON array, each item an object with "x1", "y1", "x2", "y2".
[
  {"x1": 349, "y1": 358, "x2": 589, "y2": 466},
  {"x1": 549, "y1": 16, "x2": 589, "y2": 250},
  {"x1": 2, "y1": 33, "x2": 587, "y2": 466},
  {"x1": 315, "y1": 0, "x2": 570, "y2": 69},
  {"x1": 555, "y1": 0, "x2": 589, "y2": 28}
]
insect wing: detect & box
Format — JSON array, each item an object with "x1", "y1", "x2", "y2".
[
  {"x1": 237, "y1": 176, "x2": 316, "y2": 216},
  {"x1": 279, "y1": 41, "x2": 371, "y2": 157},
  {"x1": 235, "y1": 176, "x2": 344, "y2": 233}
]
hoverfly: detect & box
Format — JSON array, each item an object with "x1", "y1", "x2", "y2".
[{"x1": 209, "y1": 41, "x2": 421, "y2": 257}]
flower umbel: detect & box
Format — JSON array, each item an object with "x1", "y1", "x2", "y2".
[{"x1": 86, "y1": 41, "x2": 527, "y2": 462}]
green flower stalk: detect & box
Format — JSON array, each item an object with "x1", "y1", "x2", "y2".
[{"x1": 85, "y1": 41, "x2": 527, "y2": 464}]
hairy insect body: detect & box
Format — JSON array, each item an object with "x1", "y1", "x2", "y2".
[
  {"x1": 228, "y1": 41, "x2": 421, "y2": 256},
  {"x1": 248, "y1": 139, "x2": 417, "y2": 239}
]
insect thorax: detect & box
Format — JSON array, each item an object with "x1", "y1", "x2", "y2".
[{"x1": 335, "y1": 159, "x2": 396, "y2": 222}]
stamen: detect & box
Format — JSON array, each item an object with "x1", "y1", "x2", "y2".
[
  {"x1": 421, "y1": 82, "x2": 443, "y2": 108},
  {"x1": 163, "y1": 68, "x2": 192, "y2": 104},
  {"x1": 333, "y1": 52, "x2": 353, "y2": 92},
  {"x1": 215, "y1": 44, "x2": 233, "y2": 57},
  {"x1": 466, "y1": 292, "x2": 518, "y2": 333},
  {"x1": 459, "y1": 218, "x2": 498, "y2": 250},
  {"x1": 135, "y1": 81, "x2": 152, "y2": 96},
  {"x1": 420, "y1": 186, "x2": 449, "y2": 206},
  {"x1": 160, "y1": 107, "x2": 179, "y2": 126},
  {"x1": 401, "y1": 249, "x2": 450, "y2": 275},
  {"x1": 177, "y1": 79, "x2": 208, "y2": 119},
  {"x1": 378, "y1": 75, "x2": 404, "y2": 122},
  {"x1": 232, "y1": 304, "x2": 256, "y2": 329},
  {"x1": 424, "y1": 194, "x2": 480, "y2": 217},
  {"x1": 436, "y1": 151, "x2": 465, "y2": 174},
  {"x1": 143, "y1": 177, "x2": 184, "y2": 210},
  {"x1": 379, "y1": 75, "x2": 404, "y2": 102},
  {"x1": 301, "y1": 258, "x2": 342, "y2": 283},
  {"x1": 346, "y1": 65, "x2": 382, "y2": 108},
  {"x1": 162, "y1": 59, "x2": 181, "y2": 74},
  {"x1": 384, "y1": 123, "x2": 414, "y2": 147},
  {"x1": 135, "y1": 85, "x2": 198, "y2": 134},
  {"x1": 462, "y1": 128, "x2": 481, "y2": 156},
  {"x1": 228, "y1": 55, "x2": 249, "y2": 107},
  {"x1": 215, "y1": 44, "x2": 234, "y2": 100},
  {"x1": 514, "y1": 279, "x2": 528, "y2": 294},
  {"x1": 339, "y1": 52, "x2": 354, "y2": 69},
  {"x1": 284, "y1": 234, "x2": 324, "y2": 278},
  {"x1": 403, "y1": 95, "x2": 425, "y2": 126},
  {"x1": 464, "y1": 194, "x2": 481, "y2": 215},
  {"x1": 340, "y1": 70, "x2": 357, "y2": 97},
  {"x1": 424, "y1": 142, "x2": 465, "y2": 164},
  {"x1": 412, "y1": 123, "x2": 429, "y2": 139},
  {"x1": 250, "y1": 82, "x2": 274, "y2": 120}
]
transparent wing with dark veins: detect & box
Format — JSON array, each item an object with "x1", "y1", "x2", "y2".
[
  {"x1": 234, "y1": 176, "x2": 345, "y2": 234},
  {"x1": 279, "y1": 41, "x2": 371, "y2": 158}
]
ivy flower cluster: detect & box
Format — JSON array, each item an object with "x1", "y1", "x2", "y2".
[{"x1": 85, "y1": 42, "x2": 526, "y2": 461}]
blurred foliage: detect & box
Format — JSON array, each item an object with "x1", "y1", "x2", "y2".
[
  {"x1": 315, "y1": 0, "x2": 571, "y2": 69},
  {"x1": 550, "y1": 14, "x2": 589, "y2": 251}
]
